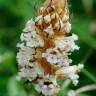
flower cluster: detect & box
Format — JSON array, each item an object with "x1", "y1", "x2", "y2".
[
  {"x1": 67, "y1": 90, "x2": 76, "y2": 96},
  {"x1": 16, "y1": 0, "x2": 84, "y2": 95},
  {"x1": 35, "y1": 75, "x2": 59, "y2": 96}
]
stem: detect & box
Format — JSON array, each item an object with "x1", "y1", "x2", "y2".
[
  {"x1": 81, "y1": 48, "x2": 93, "y2": 64},
  {"x1": 80, "y1": 48, "x2": 96, "y2": 83},
  {"x1": 82, "y1": 69, "x2": 96, "y2": 83},
  {"x1": 61, "y1": 79, "x2": 71, "y2": 90},
  {"x1": 75, "y1": 84, "x2": 96, "y2": 94}
]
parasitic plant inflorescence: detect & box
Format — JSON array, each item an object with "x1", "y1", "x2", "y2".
[{"x1": 16, "y1": 0, "x2": 84, "y2": 95}]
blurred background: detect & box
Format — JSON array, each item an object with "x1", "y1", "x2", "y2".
[{"x1": 0, "y1": 0, "x2": 96, "y2": 96}]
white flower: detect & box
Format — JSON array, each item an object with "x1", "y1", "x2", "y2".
[
  {"x1": 42, "y1": 48, "x2": 71, "y2": 67},
  {"x1": 62, "y1": 14, "x2": 69, "y2": 22},
  {"x1": 44, "y1": 14, "x2": 51, "y2": 23},
  {"x1": 54, "y1": 19, "x2": 64, "y2": 30},
  {"x1": 20, "y1": 30, "x2": 44, "y2": 48},
  {"x1": 17, "y1": 45, "x2": 35, "y2": 66},
  {"x1": 39, "y1": 7, "x2": 44, "y2": 14},
  {"x1": 42, "y1": 52, "x2": 70, "y2": 67},
  {"x1": 17, "y1": 43, "x2": 24, "y2": 48},
  {"x1": 23, "y1": 19, "x2": 35, "y2": 32},
  {"x1": 35, "y1": 75, "x2": 59, "y2": 96},
  {"x1": 16, "y1": 61, "x2": 44, "y2": 81},
  {"x1": 51, "y1": 12, "x2": 59, "y2": 20},
  {"x1": 44, "y1": 24, "x2": 54, "y2": 36},
  {"x1": 35, "y1": 15, "x2": 43, "y2": 25},
  {"x1": 16, "y1": 67, "x2": 37, "y2": 81},
  {"x1": 67, "y1": 90, "x2": 76, "y2": 96},
  {"x1": 54, "y1": 34, "x2": 79, "y2": 52},
  {"x1": 64, "y1": 22, "x2": 71, "y2": 33},
  {"x1": 55, "y1": 64, "x2": 84, "y2": 85},
  {"x1": 20, "y1": 18, "x2": 44, "y2": 48}
]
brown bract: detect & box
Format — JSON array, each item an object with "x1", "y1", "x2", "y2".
[{"x1": 35, "y1": 0, "x2": 69, "y2": 75}]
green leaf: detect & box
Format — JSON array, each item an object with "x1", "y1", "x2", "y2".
[
  {"x1": 0, "y1": 52, "x2": 17, "y2": 74},
  {"x1": 77, "y1": 93, "x2": 90, "y2": 96},
  {"x1": 7, "y1": 76, "x2": 27, "y2": 96}
]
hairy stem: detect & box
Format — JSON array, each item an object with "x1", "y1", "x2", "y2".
[{"x1": 75, "y1": 84, "x2": 96, "y2": 94}]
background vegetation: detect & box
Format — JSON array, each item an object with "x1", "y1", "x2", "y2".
[{"x1": 0, "y1": 0, "x2": 96, "y2": 96}]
